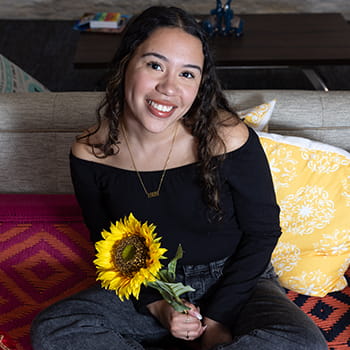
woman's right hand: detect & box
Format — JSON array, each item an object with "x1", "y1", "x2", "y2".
[{"x1": 147, "y1": 299, "x2": 206, "y2": 341}]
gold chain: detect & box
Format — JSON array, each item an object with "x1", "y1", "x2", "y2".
[{"x1": 120, "y1": 122, "x2": 179, "y2": 198}]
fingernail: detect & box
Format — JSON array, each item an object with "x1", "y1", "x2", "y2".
[
  {"x1": 193, "y1": 311, "x2": 202, "y2": 320},
  {"x1": 188, "y1": 309, "x2": 202, "y2": 320}
]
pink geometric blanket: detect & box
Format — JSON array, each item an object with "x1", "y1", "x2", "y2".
[
  {"x1": 0, "y1": 194, "x2": 96, "y2": 350},
  {"x1": 0, "y1": 194, "x2": 349, "y2": 349}
]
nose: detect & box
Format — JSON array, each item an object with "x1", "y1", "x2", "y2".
[{"x1": 156, "y1": 73, "x2": 179, "y2": 96}]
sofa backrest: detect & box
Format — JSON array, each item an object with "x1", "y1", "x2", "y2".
[
  {"x1": 227, "y1": 90, "x2": 350, "y2": 151},
  {"x1": 0, "y1": 90, "x2": 349, "y2": 193}
]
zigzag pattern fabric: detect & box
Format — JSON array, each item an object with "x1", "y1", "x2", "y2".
[
  {"x1": 287, "y1": 270, "x2": 350, "y2": 349},
  {"x1": 0, "y1": 194, "x2": 349, "y2": 349},
  {"x1": 0, "y1": 195, "x2": 96, "y2": 350}
]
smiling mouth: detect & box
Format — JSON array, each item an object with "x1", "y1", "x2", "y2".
[{"x1": 147, "y1": 99, "x2": 176, "y2": 113}]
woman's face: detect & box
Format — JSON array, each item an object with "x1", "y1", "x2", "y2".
[{"x1": 123, "y1": 26, "x2": 204, "y2": 134}]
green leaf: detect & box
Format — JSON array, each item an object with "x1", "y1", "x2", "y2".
[
  {"x1": 157, "y1": 269, "x2": 172, "y2": 283},
  {"x1": 147, "y1": 244, "x2": 196, "y2": 313},
  {"x1": 165, "y1": 298, "x2": 190, "y2": 313},
  {"x1": 167, "y1": 244, "x2": 183, "y2": 282},
  {"x1": 148, "y1": 279, "x2": 195, "y2": 312}
]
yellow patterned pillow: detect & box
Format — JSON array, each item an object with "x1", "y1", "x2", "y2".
[
  {"x1": 238, "y1": 100, "x2": 276, "y2": 131},
  {"x1": 259, "y1": 132, "x2": 350, "y2": 297}
]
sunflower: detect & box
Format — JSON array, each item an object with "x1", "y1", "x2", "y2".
[{"x1": 94, "y1": 213, "x2": 167, "y2": 300}]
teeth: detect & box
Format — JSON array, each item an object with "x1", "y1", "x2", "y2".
[{"x1": 148, "y1": 100, "x2": 173, "y2": 112}]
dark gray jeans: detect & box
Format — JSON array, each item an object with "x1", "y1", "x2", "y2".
[{"x1": 31, "y1": 260, "x2": 328, "y2": 350}]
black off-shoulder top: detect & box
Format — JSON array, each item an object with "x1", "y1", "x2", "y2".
[{"x1": 70, "y1": 127, "x2": 281, "y2": 327}]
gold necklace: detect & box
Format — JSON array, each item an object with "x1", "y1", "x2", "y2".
[{"x1": 120, "y1": 122, "x2": 179, "y2": 199}]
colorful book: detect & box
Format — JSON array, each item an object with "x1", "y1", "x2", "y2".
[
  {"x1": 89, "y1": 12, "x2": 121, "y2": 29},
  {"x1": 73, "y1": 13, "x2": 131, "y2": 33}
]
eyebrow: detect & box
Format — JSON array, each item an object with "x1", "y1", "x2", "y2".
[{"x1": 141, "y1": 52, "x2": 202, "y2": 74}]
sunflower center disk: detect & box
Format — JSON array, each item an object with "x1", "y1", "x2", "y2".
[{"x1": 114, "y1": 235, "x2": 149, "y2": 277}]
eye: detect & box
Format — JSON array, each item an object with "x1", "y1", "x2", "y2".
[
  {"x1": 180, "y1": 71, "x2": 195, "y2": 79},
  {"x1": 147, "y1": 61, "x2": 162, "y2": 71}
]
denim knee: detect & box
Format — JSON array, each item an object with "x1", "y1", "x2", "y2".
[
  {"x1": 225, "y1": 325, "x2": 328, "y2": 350},
  {"x1": 31, "y1": 311, "x2": 50, "y2": 350},
  {"x1": 290, "y1": 325, "x2": 328, "y2": 350}
]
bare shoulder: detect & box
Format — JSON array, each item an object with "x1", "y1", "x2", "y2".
[
  {"x1": 71, "y1": 135, "x2": 92, "y2": 160},
  {"x1": 71, "y1": 122, "x2": 108, "y2": 161},
  {"x1": 218, "y1": 115, "x2": 249, "y2": 153}
]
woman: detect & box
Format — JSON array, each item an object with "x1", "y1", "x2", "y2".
[{"x1": 31, "y1": 6, "x2": 327, "y2": 350}]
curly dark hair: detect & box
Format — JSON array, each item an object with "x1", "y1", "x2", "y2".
[{"x1": 82, "y1": 6, "x2": 239, "y2": 217}]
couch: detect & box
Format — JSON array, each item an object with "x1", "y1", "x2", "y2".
[{"x1": 0, "y1": 90, "x2": 349, "y2": 350}]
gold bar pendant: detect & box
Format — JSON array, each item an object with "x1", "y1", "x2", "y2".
[{"x1": 147, "y1": 191, "x2": 159, "y2": 198}]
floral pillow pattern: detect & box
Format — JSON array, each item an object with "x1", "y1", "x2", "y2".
[
  {"x1": 238, "y1": 99, "x2": 276, "y2": 131},
  {"x1": 259, "y1": 132, "x2": 350, "y2": 297}
]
